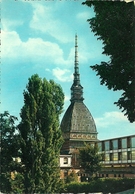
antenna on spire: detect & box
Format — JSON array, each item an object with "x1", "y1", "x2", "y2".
[
  {"x1": 75, "y1": 33, "x2": 78, "y2": 67},
  {"x1": 74, "y1": 34, "x2": 79, "y2": 77},
  {"x1": 70, "y1": 34, "x2": 84, "y2": 103}
]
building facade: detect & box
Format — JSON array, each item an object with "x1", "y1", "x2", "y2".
[
  {"x1": 60, "y1": 135, "x2": 135, "y2": 179},
  {"x1": 97, "y1": 135, "x2": 135, "y2": 178}
]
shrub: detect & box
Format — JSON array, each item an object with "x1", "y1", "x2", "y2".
[
  {"x1": 65, "y1": 170, "x2": 79, "y2": 184},
  {"x1": 60, "y1": 178, "x2": 135, "y2": 194}
]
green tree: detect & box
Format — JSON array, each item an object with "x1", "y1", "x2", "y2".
[
  {"x1": 83, "y1": 1, "x2": 135, "y2": 122},
  {"x1": 18, "y1": 74, "x2": 64, "y2": 193},
  {"x1": 79, "y1": 143, "x2": 102, "y2": 178},
  {"x1": 65, "y1": 170, "x2": 79, "y2": 183},
  {"x1": 10, "y1": 172, "x2": 25, "y2": 193},
  {"x1": 0, "y1": 111, "x2": 22, "y2": 193}
]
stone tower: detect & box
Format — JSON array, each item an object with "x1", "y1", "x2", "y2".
[{"x1": 60, "y1": 35, "x2": 98, "y2": 154}]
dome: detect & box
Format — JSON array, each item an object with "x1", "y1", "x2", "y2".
[{"x1": 61, "y1": 101, "x2": 97, "y2": 134}]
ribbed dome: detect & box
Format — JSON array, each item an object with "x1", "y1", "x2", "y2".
[{"x1": 61, "y1": 101, "x2": 97, "y2": 134}]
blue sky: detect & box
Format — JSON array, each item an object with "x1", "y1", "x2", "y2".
[{"x1": 1, "y1": 0, "x2": 135, "y2": 140}]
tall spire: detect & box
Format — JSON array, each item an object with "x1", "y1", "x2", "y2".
[
  {"x1": 70, "y1": 34, "x2": 84, "y2": 103},
  {"x1": 74, "y1": 34, "x2": 80, "y2": 86}
]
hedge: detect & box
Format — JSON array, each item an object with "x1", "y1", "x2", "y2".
[{"x1": 60, "y1": 178, "x2": 135, "y2": 194}]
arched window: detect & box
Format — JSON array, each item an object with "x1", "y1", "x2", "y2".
[{"x1": 64, "y1": 157, "x2": 68, "y2": 164}]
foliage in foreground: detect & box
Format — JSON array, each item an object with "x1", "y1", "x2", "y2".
[
  {"x1": 18, "y1": 74, "x2": 64, "y2": 193},
  {"x1": 61, "y1": 178, "x2": 135, "y2": 194},
  {"x1": 1, "y1": 74, "x2": 65, "y2": 193},
  {"x1": 65, "y1": 170, "x2": 79, "y2": 184},
  {"x1": 83, "y1": 1, "x2": 135, "y2": 122},
  {"x1": 0, "y1": 111, "x2": 22, "y2": 193},
  {"x1": 79, "y1": 143, "x2": 102, "y2": 176}
]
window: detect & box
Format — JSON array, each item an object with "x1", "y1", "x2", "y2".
[
  {"x1": 122, "y1": 152, "x2": 127, "y2": 161},
  {"x1": 114, "y1": 153, "x2": 118, "y2": 161},
  {"x1": 132, "y1": 151, "x2": 135, "y2": 160},
  {"x1": 98, "y1": 142, "x2": 102, "y2": 152},
  {"x1": 105, "y1": 141, "x2": 110, "y2": 151},
  {"x1": 112, "y1": 140, "x2": 118, "y2": 150},
  {"x1": 64, "y1": 157, "x2": 68, "y2": 164},
  {"x1": 122, "y1": 138, "x2": 127, "y2": 149},
  {"x1": 105, "y1": 153, "x2": 110, "y2": 162},
  {"x1": 131, "y1": 137, "x2": 135, "y2": 148}
]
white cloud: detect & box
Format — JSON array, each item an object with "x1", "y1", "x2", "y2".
[
  {"x1": 96, "y1": 111, "x2": 135, "y2": 140},
  {"x1": 2, "y1": 31, "x2": 22, "y2": 58},
  {"x1": 52, "y1": 67, "x2": 72, "y2": 82},
  {"x1": 94, "y1": 111, "x2": 135, "y2": 140},
  {"x1": 64, "y1": 95, "x2": 70, "y2": 102},
  {"x1": 1, "y1": 30, "x2": 71, "y2": 66},
  {"x1": 30, "y1": 4, "x2": 72, "y2": 43},
  {"x1": 95, "y1": 111, "x2": 129, "y2": 129},
  {"x1": 2, "y1": 19, "x2": 24, "y2": 31}
]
